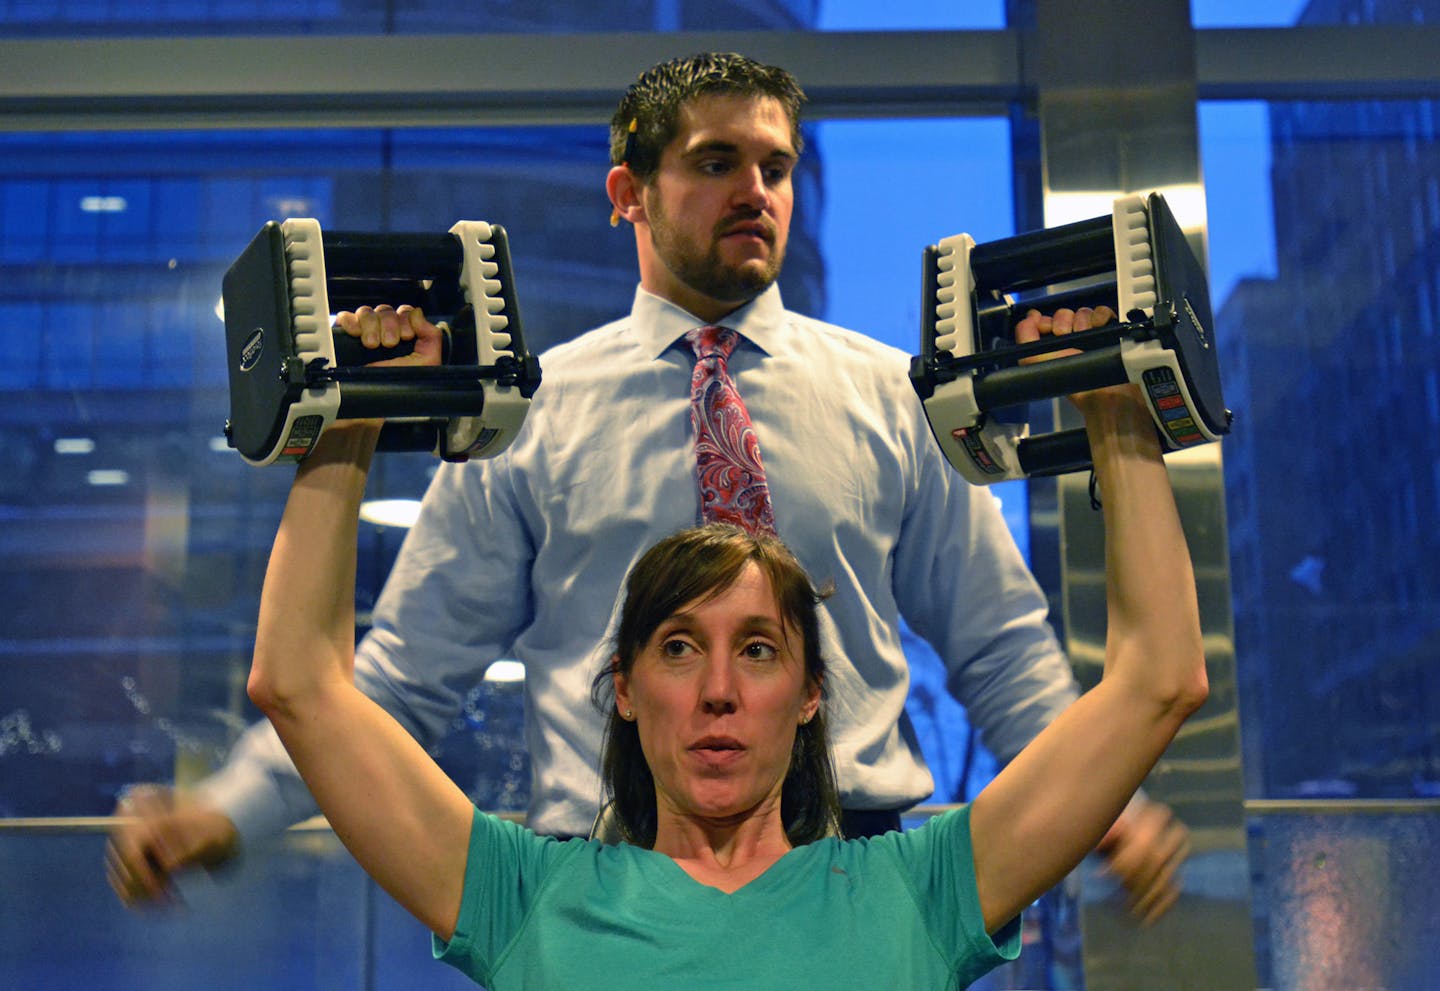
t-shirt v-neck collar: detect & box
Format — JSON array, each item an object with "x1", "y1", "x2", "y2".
[{"x1": 633, "y1": 838, "x2": 823, "y2": 898}]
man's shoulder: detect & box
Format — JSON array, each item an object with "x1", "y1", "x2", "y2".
[
  {"x1": 774, "y1": 308, "x2": 912, "y2": 374},
  {"x1": 539, "y1": 315, "x2": 634, "y2": 364},
  {"x1": 523, "y1": 316, "x2": 655, "y2": 393}
]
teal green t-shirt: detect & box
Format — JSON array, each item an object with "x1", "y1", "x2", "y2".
[{"x1": 434, "y1": 806, "x2": 1020, "y2": 990}]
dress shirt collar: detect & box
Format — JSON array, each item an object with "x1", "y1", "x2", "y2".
[{"x1": 630, "y1": 283, "x2": 786, "y2": 360}]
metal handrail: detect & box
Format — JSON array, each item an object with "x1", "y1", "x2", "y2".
[{"x1": 3, "y1": 800, "x2": 1435, "y2": 833}]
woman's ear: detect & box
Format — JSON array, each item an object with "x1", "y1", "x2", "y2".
[
  {"x1": 606, "y1": 166, "x2": 645, "y2": 228},
  {"x1": 800, "y1": 677, "x2": 822, "y2": 725},
  {"x1": 611, "y1": 655, "x2": 632, "y2": 718}
]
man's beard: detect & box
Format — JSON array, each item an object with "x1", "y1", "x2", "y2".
[{"x1": 649, "y1": 204, "x2": 786, "y2": 305}]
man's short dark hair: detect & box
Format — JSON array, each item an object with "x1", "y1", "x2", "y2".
[{"x1": 610, "y1": 52, "x2": 807, "y2": 182}]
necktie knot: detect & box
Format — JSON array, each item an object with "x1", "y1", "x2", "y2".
[{"x1": 685, "y1": 325, "x2": 738, "y2": 363}]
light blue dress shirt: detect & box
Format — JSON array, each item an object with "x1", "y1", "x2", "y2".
[{"x1": 204, "y1": 284, "x2": 1078, "y2": 840}]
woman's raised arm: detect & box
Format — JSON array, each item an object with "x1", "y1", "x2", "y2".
[
  {"x1": 968, "y1": 306, "x2": 1210, "y2": 934},
  {"x1": 245, "y1": 308, "x2": 474, "y2": 940}
]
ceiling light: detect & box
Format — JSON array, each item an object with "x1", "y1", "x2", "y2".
[
  {"x1": 483, "y1": 660, "x2": 526, "y2": 683},
  {"x1": 359, "y1": 498, "x2": 423, "y2": 529},
  {"x1": 80, "y1": 195, "x2": 128, "y2": 213}
]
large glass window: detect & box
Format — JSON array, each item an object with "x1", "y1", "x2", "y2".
[
  {"x1": 4, "y1": 3, "x2": 1436, "y2": 988},
  {"x1": 1200, "y1": 96, "x2": 1440, "y2": 799},
  {"x1": 0, "y1": 117, "x2": 1014, "y2": 818}
]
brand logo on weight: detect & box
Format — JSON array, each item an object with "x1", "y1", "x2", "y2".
[
  {"x1": 239, "y1": 328, "x2": 265, "y2": 371},
  {"x1": 1183, "y1": 296, "x2": 1209, "y2": 350}
]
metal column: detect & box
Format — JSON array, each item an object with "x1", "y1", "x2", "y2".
[{"x1": 1028, "y1": 2, "x2": 1258, "y2": 987}]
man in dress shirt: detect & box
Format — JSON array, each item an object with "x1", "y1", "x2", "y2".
[{"x1": 108, "y1": 52, "x2": 1188, "y2": 925}]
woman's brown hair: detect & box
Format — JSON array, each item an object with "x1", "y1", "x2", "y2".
[{"x1": 592, "y1": 523, "x2": 839, "y2": 847}]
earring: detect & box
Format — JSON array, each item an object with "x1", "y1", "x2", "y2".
[{"x1": 623, "y1": 709, "x2": 634, "y2": 721}]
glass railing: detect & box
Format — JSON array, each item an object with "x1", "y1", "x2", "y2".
[{"x1": 5, "y1": 802, "x2": 1438, "y2": 989}]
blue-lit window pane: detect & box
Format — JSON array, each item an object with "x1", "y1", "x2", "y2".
[
  {"x1": 1192, "y1": 0, "x2": 1310, "y2": 25},
  {"x1": 0, "y1": 0, "x2": 350, "y2": 34},
  {"x1": 818, "y1": 0, "x2": 1004, "y2": 29},
  {"x1": 41, "y1": 301, "x2": 94, "y2": 387},
  {"x1": 1197, "y1": 0, "x2": 1439, "y2": 25},
  {"x1": 0, "y1": 0, "x2": 1008, "y2": 35},
  {"x1": 2, "y1": 181, "x2": 50, "y2": 261},
  {"x1": 817, "y1": 118, "x2": 1014, "y2": 350},
  {"x1": 0, "y1": 303, "x2": 44, "y2": 389},
  {"x1": 1201, "y1": 96, "x2": 1440, "y2": 800}
]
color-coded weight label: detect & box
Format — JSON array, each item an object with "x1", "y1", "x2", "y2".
[
  {"x1": 954, "y1": 426, "x2": 1004, "y2": 475},
  {"x1": 1142, "y1": 368, "x2": 1204, "y2": 446},
  {"x1": 281, "y1": 415, "x2": 324, "y2": 458}
]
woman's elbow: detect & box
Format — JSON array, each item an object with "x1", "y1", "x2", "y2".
[
  {"x1": 247, "y1": 645, "x2": 348, "y2": 725},
  {"x1": 1168, "y1": 648, "x2": 1210, "y2": 720},
  {"x1": 1119, "y1": 640, "x2": 1210, "y2": 723},
  {"x1": 246, "y1": 662, "x2": 284, "y2": 719},
  {"x1": 246, "y1": 652, "x2": 305, "y2": 723}
]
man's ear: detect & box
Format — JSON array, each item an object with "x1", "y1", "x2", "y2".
[{"x1": 606, "y1": 166, "x2": 646, "y2": 227}]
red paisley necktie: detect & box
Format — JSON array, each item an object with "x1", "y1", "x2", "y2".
[{"x1": 684, "y1": 326, "x2": 777, "y2": 535}]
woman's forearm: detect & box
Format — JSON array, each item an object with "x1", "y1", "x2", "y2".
[{"x1": 1083, "y1": 389, "x2": 1209, "y2": 718}]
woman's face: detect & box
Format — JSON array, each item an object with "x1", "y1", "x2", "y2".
[{"x1": 613, "y1": 561, "x2": 820, "y2": 828}]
